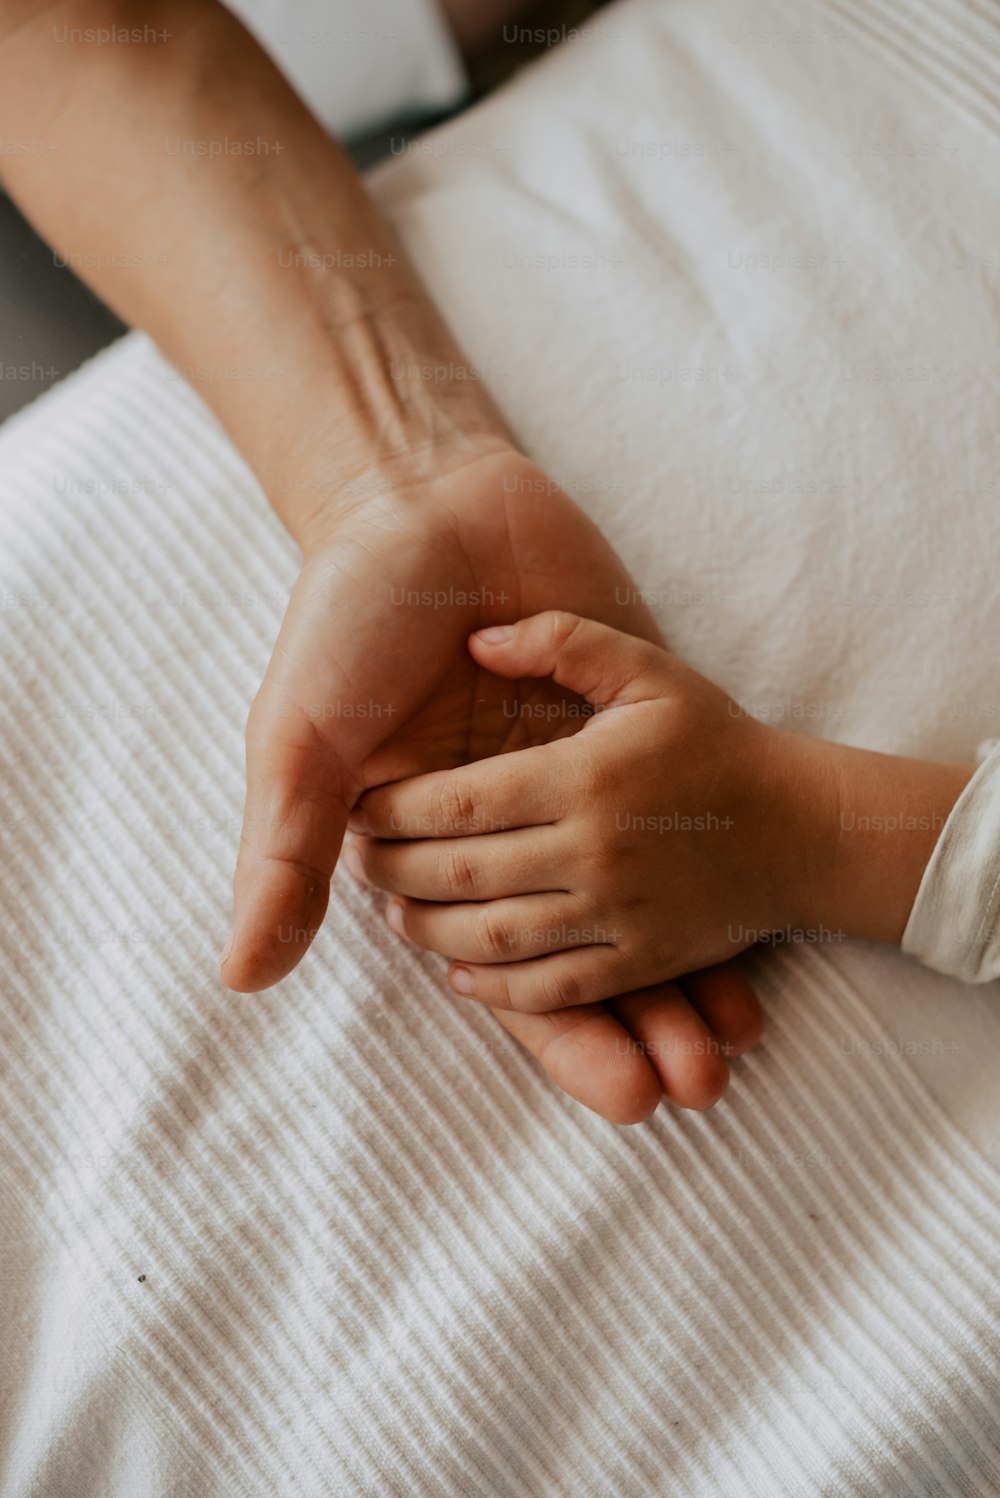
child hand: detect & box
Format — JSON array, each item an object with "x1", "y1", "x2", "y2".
[{"x1": 347, "y1": 610, "x2": 837, "y2": 1015}]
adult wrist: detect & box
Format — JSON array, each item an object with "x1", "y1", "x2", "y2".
[{"x1": 246, "y1": 297, "x2": 514, "y2": 548}]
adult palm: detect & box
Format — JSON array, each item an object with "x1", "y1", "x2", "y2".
[{"x1": 222, "y1": 446, "x2": 762, "y2": 1121}]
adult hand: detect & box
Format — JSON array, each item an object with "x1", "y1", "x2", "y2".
[
  {"x1": 0, "y1": 0, "x2": 762, "y2": 1120},
  {"x1": 221, "y1": 444, "x2": 763, "y2": 1121}
]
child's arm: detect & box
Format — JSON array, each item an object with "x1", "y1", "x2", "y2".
[{"x1": 348, "y1": 612, "x2": 974, "y2": 1011}]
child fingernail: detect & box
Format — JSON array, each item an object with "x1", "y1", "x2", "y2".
[
  {"x1": 343, "y1": 843, "x2": 365, "y2": 881},
  {"x1": 219, "y1": 928, "x2": 234, "y2": 967},
  {"x1": 385, "y1": 899, "x2": 406, "y2": 935},
  {"x1": 450, "y1": 966, "x2": 475, "y2": 994},
  {"x1": 475, "y1": 625, "x2": 515, "y2": 645},
  {"x1": 347, "y1": 807, "x2": 370, "y2": 833}
]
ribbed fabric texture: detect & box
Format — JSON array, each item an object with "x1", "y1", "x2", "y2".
[
  {"x1": 825, "y1": 0, "x2": 1000, "y2": 139},
  {"x1": 3, "y1": 0, "x2": 1000, "y2": 1492}
]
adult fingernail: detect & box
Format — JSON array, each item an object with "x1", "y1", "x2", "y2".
[
  {"x1": 385, "y1": 899, "x2": 405, "y2": 935},
  {"x1": 219, "y1": 928, "x2": 234, "y2": 967},
  {"x1": 450, "y1": 966, "x2": 475, "y2": 994},
  {"x1": 475, "y1": 625, "x2": 515, "y2": 645}
]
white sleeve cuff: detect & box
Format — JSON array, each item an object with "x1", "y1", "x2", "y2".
[
  {"x1": 224, "y1": 0, "x2": 468, "y2": 139},
  {"x1": 901, "y1": 739, "x2": 1000, "y2": 983}
]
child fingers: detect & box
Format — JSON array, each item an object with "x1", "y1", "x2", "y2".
[
  {"x1": 469, "y1": 613, "x2": 664, "y2": 710},
  {"x1": 388, "y1": 893, "x2": 605, "y2": 965},
  {"x1": 608, "y1": 984, "x2": 730, "y2": 1111},
  {"x1": 349, "y1": 827, "x2": 568, "y2": 903},
  {"x1": 351, "y1": 744, "x2": 571, "y2": 841},
  {"x1": 445, "y1": 944, "x2": 626, "y2": 1013}
]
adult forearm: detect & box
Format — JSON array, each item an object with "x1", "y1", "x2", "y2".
[{"x1": 0, "y1": 0, "x2": 509, "y2": 543}]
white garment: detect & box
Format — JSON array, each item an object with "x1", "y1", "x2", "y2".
[
  {"x1": 2, "y1": 0, "x2": 1000, "y2": 1494},
  {"x1": 903, "y1": 746, "x2": 1000, "y2": 982}
]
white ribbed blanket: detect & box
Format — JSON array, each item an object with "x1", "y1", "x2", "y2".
[{"x1": 2, "y1": 0, "x2": 1000, "y2": 1493}]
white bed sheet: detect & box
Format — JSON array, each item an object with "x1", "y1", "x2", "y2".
[{"x1": 2, "y1": 0, "x2": 999, "y2": 1492}]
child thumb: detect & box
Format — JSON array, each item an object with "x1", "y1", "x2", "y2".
[{"x1": 468, "y1": 611, "x2": 662, "y2": 710}]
